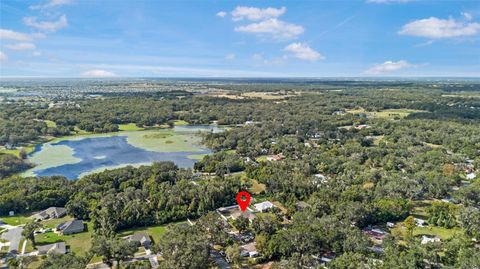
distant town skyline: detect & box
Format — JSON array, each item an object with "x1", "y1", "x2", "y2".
[{"x1": 1, "y1": 0, "x2": 479, "y2": 77}]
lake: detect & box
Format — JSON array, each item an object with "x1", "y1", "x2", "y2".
[{"x1": 24, "y1": 125, "x2": 222, "y2": 179}]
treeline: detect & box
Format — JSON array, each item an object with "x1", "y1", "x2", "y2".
[
  {"x1": 0, "y1": 176, "x2": 73, "y2": 215},
  {"x1": 0, "y1": 154, "x2": 32, "y2": 179},
  {"x1": 66, "y1": 162, "x2": 242, "y2": 234}
]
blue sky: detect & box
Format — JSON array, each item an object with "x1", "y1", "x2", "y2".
[{"x1": 0, "y1": 0, "x2": 479, "y2": 77}]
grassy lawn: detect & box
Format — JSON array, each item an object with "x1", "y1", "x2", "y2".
[
  {"x1": 25, "y1": 256, "x2": 43, "y2": 269},
  {"x1": 241, "y1": 91, "x2": 294, "y2": 100},
  {"x1": 250, "y1": 179, "x2": 266, "y2": 194},
  {"x1": 225, "y1": 149, "x2": 237, "y2": 155},
  {"x1": 255, "y1": 155, "x2": 268, "y2": 162},
  {"x1": 272, "y1": 201, "x2": 288, "y2": 214},
  {"x1": 89, "y1": 255, "x2": 104, "y2": 264},
  {"x1": 346, "y1": 108, "x2": 426, "y2": 120},
  {"x1": 370, "y1": 109, "x2": 426, "y2": 119},
  {"x1": 41, "y1": 216, "x2": 73, "y2": 229},
  {"x1": 0, "y1": 214, "x2": 32, "y2": 226},
  {"x1": 44, "y1": 120, "x2": 57, "y2": 128},
  {"x1": 413, "y1": 226, "x2": 464, "y2": 240},
  {"x1": 35, "y1": 222, "x2": 93, "y2": 256},
  {"x1": 118, "y1": 221, "x2": 186, "y2": 244},
  {"x1": 118, "y1": 123, "x2": 145, "y2": 131},
  {"x1": 72, "y1": 126, "x2": 93, "y2": 136},
  {"x1": 346, "y1": 107, "x2": 366, "y2": 114},
  {"x1": 24, "y1": 238, "x2": 35, "y2": 253},
  {"x1": 411, "y1": 200, "x2": 433, "y2": 219},
  {"x1": 391, "y1": 221, "x2": 464, "y2": 241},
  {"x1": 372, "y1": 135, "x2": 384, "y2": 146},
  {"x1": 0, "y1": 145, "x2": 36, "y2": 157},
  {"x1": 173, "y1": 120, "x2": 189, "y2": 126},
  {"x1": 423, "y1": 142, "x2": 442, "y2": 149}
]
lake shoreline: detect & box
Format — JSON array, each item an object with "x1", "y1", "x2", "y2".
[{"x1": 23, "y1": 124, "x2": 224, "y2": 180}]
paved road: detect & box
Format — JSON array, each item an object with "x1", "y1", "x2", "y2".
[
  {"x1": 211, "y1": 250, "x2": 231, "y2": 269},
  {"x1": 0, "y1": 226, "x2": 23, "y2": 253}
]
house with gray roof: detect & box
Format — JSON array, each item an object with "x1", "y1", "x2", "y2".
[
  {"x1": 37, "y1": 242, "x2": 67, "y2": 255},
  {"x1": 125, "y1": 232, "x2": 152, "y2": 249},
  {"x1": 33, "y1": 207, "x2": 67, "y2": 221},
  {"x1": 56, "y1": 220, "x2": 84, "y2": 235},
  {"x1": 253, "y1": 201, "x2": 275, "y2": 212}
]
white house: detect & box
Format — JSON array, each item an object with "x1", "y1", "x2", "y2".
[
  {"x1": 466, "y1": 173, "x2": 476, "y2": 180},
  {"x1": 415, "y1": 218, "x2": 426, "y2": 227},
  {"x1": 254, "y1": 201, "x2": 275, "y2": 212},
  {"x1": 421, "y1": 235, "x2": 440, "y2": 244}
]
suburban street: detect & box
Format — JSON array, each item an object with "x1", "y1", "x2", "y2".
[{"x1": 0, "y1": 226, "x2": 23, "y2": 253}]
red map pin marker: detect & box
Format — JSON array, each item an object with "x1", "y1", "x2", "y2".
[{"x1": 236, "y1": 191, "x2": 251, "y2": 212}]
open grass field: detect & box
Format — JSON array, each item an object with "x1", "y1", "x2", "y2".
[
  {"x1": 117, "y1": 221, "x2": 186, "y2": 244},
  {"x1": 370, "y1": 109, "x2": 426, "y2": 119},
  {"x1": 0, "y1": 214, "x2": 31, "y2": 226},
  {"x1": 250, "y1": 179, "x2": 266, "y2": 194},
  {"x1": 442, "y1": 93, "x2": 480, "y2": 98},
  {"x1": 391, "y1": 223, "x2": 464, "y2": 241},
  {"x1": 413, "y1": 226, "x2": 464, "y2": 240},
  {"x1": 0, "y1": 145, "x2": 36, "y2": 157},
  {"x1": 346, "y1": 107, "x2": 426, "y2": 120},
  {"x1": 118, "y1": 123, "x2": 145, "y2": 131},
  {"x1": 346, "y1": 107, "x2": 366, "y2": 114},
  {"x1": 44, "y1": 120, "x2": 57, "y2": 128},
  {"x1": 173, "y1": 120, "x2": 189, "y2": 126},
  {"x1": 206, "y1": 93, "x2": 245, "y2": 100},
  {"x1": 255, "y1": 155, "x2": 268, "y2": 162},
  {"x1": 242, "y1": 91, "x2": 296, "y2": 100}
]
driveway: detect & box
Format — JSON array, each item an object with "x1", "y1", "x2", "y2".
[
  {"x1": 211, "y1": 250, "x2": 231, "y2": 269},
  {"x1": 0, "y1": 226, "x2": 23, "y2": 253}
]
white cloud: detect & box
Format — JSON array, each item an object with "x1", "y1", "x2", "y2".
[
  {"x1": 0, "y1": 51, "x2": 7, "y2": 62},
  {"x1": 225, "y1": 53, "x2": 236, "y2": 60},
  {"x1": 33, "y1": 51, "x2": 42, "y2": 56},
  {"x1": 30, "y1": 0, "x2": 72, "y2": 10},
  {"x1": 462, "y1": 12, "x2": 473, "y2": 21},
  {"x1": 23, "y1": 15, "x2": 68, "y2": 32},
  {"x1": 367, "y1": 0, "x2": 411, "y2": 3},
  {"x1": 235, "y1": 18, "x2": 304, "y2": 40},
  {"x1": 0, "y1": 29, "x2": 32, "y2": 41},
  {"x1": 32, "y1": 32, "x2": 47, "y2": 39},
  {"x1": 216, "y1": 11, "x2": 227, "y2": 18},
  {"x1": 364, "y1": 60, "x2": 417, "y2": 75},
  {"x1": 5, "y1": 42, "x2": 37, "y2": 50},
  {"x1": 81, "y1": 69, "x2": 116, "y2": 77},
  {"x1": 399, "y1": 17, "x2": 480, "y2": 38},
  {"x1": 231, "y1": 6, "x2": 286, "y2": 21},
  {"x1": 284, "y1": 43, "x2": 324, "y2": 61}
]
